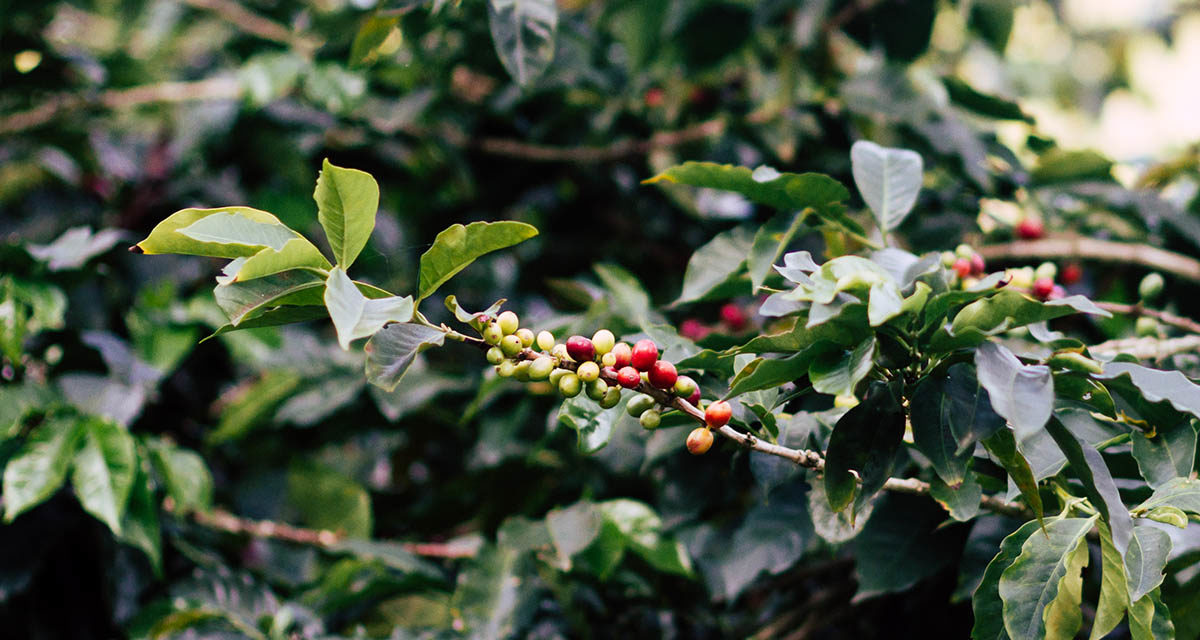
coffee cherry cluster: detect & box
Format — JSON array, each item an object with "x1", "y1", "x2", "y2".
[
  {"x1": 942, "y1": 244, "x2": 988, "y2": 289},
  {"x1": 1006, "y1": 262, "x2": 1066, "y2": 301},
  {"x1": 476, "y1": 310, "x2": 719, "y2": 455}
]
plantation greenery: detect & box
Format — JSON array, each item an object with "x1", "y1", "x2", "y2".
[{"x1": 6, "y1": 0, "x2": 1200, "y2": 638}]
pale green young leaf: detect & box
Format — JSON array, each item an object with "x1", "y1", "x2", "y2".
[
  {"x1": 850, "y1": 140, "x2": 924, "y2": 234},
  {"x1": 997, "y1": 516, "x2": 1095, "y2": 640},
  {"x1": 487, "y1": 0, "x2": 558, "y2": 87},
  {"x1": 1091, "y1": 522, "x2": 1129, "y2": 640},
  {"x1": 135, "y1": 207, "x2": 302, "y2": 258},
  {"x1": 324, "y1": 268, "x2": 413, "y2": 350},
  {"x1": 314, "y1": 158, "x2": 379, "y2": 269}
]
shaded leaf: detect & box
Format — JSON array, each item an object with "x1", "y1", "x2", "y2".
[
  {"x1": 70, "y1": 418, "x2": 137, "y2": 534},
  {"x1": 147, "y1": 439, "x2": 213, "y2": 515},
  {"x1": 3, "y1": 416, "x2": 83, "y2": 522},
  {"x1": 1131, "y1": 420, "x2": 1197, "y2": 489},
  {"x1": 28, "y1": 226, "x2": 123, "y2": 271},
  {"x1": 850, "y1": 140, "x2": 923, "y2": 233},
  {"x1": 1045, "y1": 416, "x2": 1133, "y2": 556},
  {"x1": 971, "y1": 519, "x2": 1041, "y2": 640},
  {"x1": 1125, "y1": 526, "x2": 1172, "y2": 603},
  {"x1": 854, "y1": 493, "x2": 962, "y2": 599},
  {"x1": 808, "y1": 337, "x2": 875, "y2": 397},
  {"x1": 911, "y1": 363, "x2": 1005, "y2": 486},
  {"x1": 997, "y1": 516, "x2": 1095, "y2": 640},
  {"x1": 1097, "y1": 362, "x2": 1200, "y2": 422},
  {"x1": 1092, "y1": 522, "x2": 1130, "y2": 640},
  {"x1": 748, "y1": 212, "x2": 805, "y2": 293},
  {"x1": 825, "y1": 384, "x2": 905, "y2": 515},
  {"x1": 488, "y1": 0, "x2": 558, "y2": 87},
  {"x1": 675, "y1": 226, "x2": 754, "y2": 304},
  {"x1": 324, "y1": 268, "x2": 413, "y2": 349},
  {"x1": 975, "y1": 341, "x2": 1053, "y2": 443},
  {"x1": 314, "y1": 158, "x2": 378, "y2": 269},
  {"x1": 982, "y1": 428, "x2": 1044, "y2": 526},
  {"x1": 417, "y1": 221, "x2": 538, "y2": 303},
  {"x1": 363, "y1": 322, "x2": 447, "y2": 391}
]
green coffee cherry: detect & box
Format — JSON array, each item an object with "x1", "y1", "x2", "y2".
[
  {"x1": 551, "y1": 344, "x2": 571, "y2": 362},
  {"x1": 592, "y1": 329, "x2": 616, "y2": 355},
  {"x1": 516, "y1": 328, "x2": 535, "y2": 348},
  {"x1": 486, "y1": 347, "x2": 505, "y2": 365},
  {"x1": 1139, "y1": 272, "x2": 1165, "y2": 303},
  {"x1": 1034, "y1": 262, "x2": 1057, "y2": 281},
  {"x1": 599, "y1": 387, "x2": 622, "y2": 409},
  {"x1": 586, "y1": 378, "x2": 609, "y2": 401},
  {"x1": 558, "y1": 373, "x2": 582, "y2": 397},
  {"x1": 626, "y1": 393, "x2": 656, "y2": 417},
  {"x1": 483, "y1": 322, "x2": 504, "y2": 345},
  {"x1": 497, "y1": 360, "x2": 518, "y2": 378},
  {"x1": 601, "y1": 352, "x2": 617, "y2": 367},
  {"x1": 536, "y1": 330, "x2": 556, "y2": 352},
  {"x1": 941, "y1": 251, "x2": 957, "y2": 267},
  {"x1": 529, "y1": 356, "x2": 556, "y2": 381},
  {"x1": 500, "y1": 334, "x2": 523, "y2": 357},
  {"x1": 639, "y1": 409, "x2": 661, "y2": 430},
  {"x1": 514, "y1": 360, "x2": 532, "y2": 382},
  {"x1": 577, "y1": 361, "x2": 600, "y2": 383},
  {"x1": 497, "y1": 311, "x2": 520, "y2": 335},
  {"x1": 955, "y1": 244, "x2": 974, "y2": 259},
  {"x1": 548, "y1": 368, "x2": 570, "y2": 385},
  {"x1": 1136, "y1": 316, "x2": 1159, "y2": 337},
  {"x1": 673, "y1": 376, "x2": 697, "y2": 398}
]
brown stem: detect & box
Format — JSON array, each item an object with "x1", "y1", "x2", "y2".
[
  {"x1": 1093, "y1": 301, "x2": 1200, "y2": 335},
  {"x1": 181, "y1": 0, "x2": 320, "y2": 52},
  {"x1": 977, "y1": 236, "x2": 1200, "y2": 284},
  {"x1": 1089, "y1": 335, "x2": 1200, "y2": 360}
]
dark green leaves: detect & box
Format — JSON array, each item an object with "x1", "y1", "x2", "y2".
[
  {"x1": 1098, "y1": 362, "x2": 1200, "y2": 422},
  {"x1": 364, "y1": 322, "x2": 447, "y2": 391},
  {"x1": 487, "y1": 0, "x2": 558, "y2": 87},
  {"x1": 1125, "y1": 526, "x2": 1172, "y2": 603},
  {"x1": 1044, "y1": 416, "x2": 1133, "y2": 555},
  {"x1": 997, "y1": 516, "x2": 1095, "y2": 640},
  {"x1": 545, "y1": 500, "x2": 690, "y2": 580},
  {"x1": 314, "y1": 158, "x2": 379, "y2": 269},
  {"x1": 972, "y1": 519, "x2": 1041, "y2": 640},
  {"x1": 2, "y1": 416, "x2": 83, "y2": 522},
  {"x1": 824, "y1": 384, "x2": 905, "y2": 514},
  {"x1": 850, "y1": 140, "x2": 923, "y2": 234},
  {"x1": 975, "y1": 341, "x2": 1053, "y2": 442},
  {"x1": 675, "y1": 225, "x2": 754, "y2": 304},
  {"x1": 416, "y1": 221, "x2": 538, "y2": 303},
  {"x1": 1132, "y1": 420, "x2": 1197, "y2": 489},
  {"x1": 911, "y1": 363, "x2": 1005, "y2": 486}
]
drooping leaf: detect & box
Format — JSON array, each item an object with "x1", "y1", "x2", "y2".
[
  {"x1": 1128, "y1": 588, "x2": 1175, "y2": 640},
  {"x1": 1132, "y1": 420, "x2": 1197, "y2": 489},
  {"x1": 1092, "y1": 522, "x2": 1130, "y2": 640},
  {"x1": 487, "y1": 0, "x2": 558, "y2": 87},
  {"x1": 975, "y1": 341, "x2": 1054, "y2": 443},
  {"x1": 313, "y1": 158, "x2": 379, "y2": 269},
  {"x1": 135, "y1": 207, "x2": 303, "y2": 258},
  {"x1": 943, "y1": 76, "x2": 1031, "y2": 121},
  {"x1": 1125, "y1": 526, "x2": 1172, "y2": 603},
  {"x1": 363, "y1": 322, "x2": 447, "y2": 391},
  {"x1": 1045, "y1": 416, "x2": 1133, "y2": 556},
  {"x1": 854, "y1": 493, "x2": 962, "y2": 599},
  {"x1": 911, "y1": 363, "x2": 1005, "y2": 487},
  {"x1": 850, "y1": 140, "x2": 923, "y2": 234},
  {"x1": 807, "y1": 336, "x2": 876, "y2": 397},
  {"x1": 1097, "y1": 362, "x2": 1200, "y2": 422},
  {"x1": 675, "y1": 226, "x2": 754, "y2": 304},
  {"x1": 70, "y1": 418, "x2": 137, "y2": 535},
  {"x1": 3, "y1": 416, "x2": 83, "y2": 522},
  {"x1": 747, "y1": 212, "x2": 806, "y2": 293},
  {"x1": 971, "y1": 519, "x2": 1041, "y2": 640},
  {"x1": 824, "y1": 383, "x2": 905, "y2": 515},
  {"x1": 324, "y1": 268, "x2": 414, "y2": 349},
  {"x1": 929, "y1": 471, "x2": 982, "y2": 521},
  {"x1": 982, "y1": 428, "x2": 1044, "y2": 526},
  {"x1": 1042, "y1": 533, "x2": 1089, "y2": 640},
  {"x1": 997, "y1": 516, "x2": 1096, "y2": 640},
  {"x1": 417, "y1": 221, "x2": 538, "y2": 303}
]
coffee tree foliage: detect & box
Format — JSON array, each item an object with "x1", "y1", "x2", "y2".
[{"x1": 4, "y1": 1, "x2": 1200, "y2": 638}]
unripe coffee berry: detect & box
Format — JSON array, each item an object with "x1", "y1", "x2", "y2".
[
  {"x1": 500, "y1": 334, "x2": 524, "y2": 357},
  {"x1": 705, "y1": 400, "x2": 732, "y2": 428},
  {"x1": 1139, "y1": 273, "x2": 1165, "y2": 303},
  {"x1": 577, "y1": 361, "x2": 600, "y2": 383},
  {"x1": 486, "y1": 347, "x2": 505, "y2": 365},
  {"x1": 1032, "y1": 277, "x2": 1055, "y2": 300},
  {"x1": 617, "y1": 366, "x2": 641, "y2": 389},
  {"x1": 639, "y1": 410, "x2": 661, "y2": 430},
  {"x1": 513, "y1": 360, "x2": 532, "y2": 382},
  {"x1": 536, "y1": 330, "x2": 556, "y2": 352},
  {"x1": 566, "y1": 336, "x2": 595, "y2": 362},
  {"x1": 529, "y1": 356, "x2": 555, "y2": 381},
  {"x1": 483, "y1": 322, "x2": 504, "y2": 345},
  {"x1": 686, "y1": 427, "x2": 714, "y2": 455},
  {"x1": 1034, "y1": 262, "x2": 1057, "y2": 282},
  {"x1": 673, "y1": 376, "x2": 697, "y2": 399},
  {"x1": 631, "y1": 339, "x2": 658, "y2": 371},
  {"x1": 592, "y1": 329, "x2": 615, "y2": 355},
  {"x1": 558, "y1": 373, "x2": 582, "y2": 397},
  {"x1": 497, "y1": 360, "x2": 517, "y2": 378},
  {"x1": 611, "y1": 342, "x2": 632, "y2": 368},
  {"x1": 627, "y1": 393, "x2": 656, "y2": 417},
  {"x1": 648, "y1": 360, "x2": 678, "y2": 389},
  {"x1": 955, "y1": 243, "x2": 974, "y2": 259},
  {"x1": 586, "y1": 379, "x2": 609, "y2": 401},
  {"x1": 601, "y1": 352, "x2": 617, "y2": 368},
  {"x1": 516, "y1": 328, "x2": 535, "y2": 348},
  {"x1": 599, "y1": 387, "x2": 622, "y2": 409},
  {"x1": 1136, "y1": 316, "x2": 1159, "y2": 337},
  {"x1": 497, "y1": 311, "x2": 519, "y2": 335},
  {"x1": 548, "y1": 368, "x2": 570, "y2": 385}
]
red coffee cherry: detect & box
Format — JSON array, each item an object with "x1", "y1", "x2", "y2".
[
  {"x1": 1060, "y1": 263, "x2": 1082, "y2": 285},
  {"x1": 610, "y1": 342, "x2": 633, "y2": 368},
  {"x1": 648, "y1": 360, "x2": 678, "y2": 390},
  {"x1": 617, "y1": 366, "x2": 642, "y2": 389},
  {"x1": 566, "y1": 335, "x2": 595, "y2": 362},
  {"x1": 1017, "y1": 218, "x2": 1045, "y2": 240},
  {"x1": 1032, "y1": 277, "x2": 1055, "y2": 300},
  {"x1": 705, "y1": 400, "x2": 732, "y2": 428},
  {"x1": 687, "y1": 427, "x2": 714, "y2": 455},
  {"x1": 644, "y1": 87, "x2": 664, "y2": 108},
  {"x1": 953, "y1": 258, "x2": 972, "y2": 279},
  {"x1": 631, "y1": 339, "x2": 658, "y2": 371},
  {"x1": 719, "y1": 303, "x2": 747, "y2": 331},
  {"x1": 970, "y1": 254, "x2": 986, "y2": 275}
]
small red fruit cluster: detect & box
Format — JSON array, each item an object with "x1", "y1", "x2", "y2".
[
  {"x1": 1016, "y1": 217, "x2": 1044, "y2": 240},
  {"x1": 943, "y1": 244, "x2": 988, "y2": 287}
]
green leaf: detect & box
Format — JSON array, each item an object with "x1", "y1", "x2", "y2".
[
  {"x1": 70, "y1": 418, "x2": 137, "y2": 535},
  {"x1": 929, "y1": 473, "x2": 982, "y2": 521},
  {"x1": 1125, "y1": 526, "x2": 1172, "y2": 602},
  {"x1": 287, "y1": 460, "x2": 372, "y2": 538},
  {"x1": 452, "y1": 542, "x2": 522, "y2": 638},
  {"x1": 850, "y1": 140, "x2": 923, "y2": 234},
  {"x1": 3, "y1": 416, "x2": 83, "y2": 522},
  {"x1": 854, "y1": 493, "x2": 962, "y2": 599},
  {"x1": 324, "y1": 268, "x2": 414, "y2": 350},
  {"x1": 982, "y1": 428, "x2": 1044, "y2": 526},
  {"x1": 147, "y1": 438, "x2": 213, "y2": 515},
  {"x1": 997, "y1": 516, "x2": 1096, "y2": 640},
  {"x1": 943, "y1": 77, "x2": 1031, "y2": 121},
  {"x1": 314, "y1": 158, "x2": 378, "y2": 269},
  {"x1": 349, "y1": 14, "x2": 402, "y2": 67},
  {"x1": 27, "y1": 226, "x2": 123, "y2": 271},
  {"x1": 487, "y1": 0, "x2": 558, "y2": 87},
  {"x1": 329, "y1": 538, "x2": 446, "y2": 581},
  {"x1": 135, "y1": 207, "x2": 304, "y2": 258},
  {"x1": 228, "y1": 238, "x2": 331, "y2": 282},
  {"x1": 748, "y1": 212, "x2": 805, "y2": 293},
  {"x1": 1137, "y1": 477, "x2": 1200, "y2": 515},
  {"x1": 214, "y1": 269, "x2": 326, "y2": 326},
  {"x1": 935, "y1": 290, "x2": 1110, "y2": 351},
  {"x1": 1128, "y1": 588, "x2": 1175, "y2": 640},
  {"x1": 206, "y1": 370, "x2": 303, "y2": 445},
  {"x1": 444, "y1": 295, "x2": 505, "y2": 328},
  {"x1": 971, "y1": 519, "x2": 1041, "y2": 640},
  {"x1": 975, "y1": 341, "x2": 1054, "y2": 443},
  {"x1": 1045, "y1": 416, "x2": 1134, "y2": 556},
  {"x1": 644, "y1": 162, "x2": 856, "y2": 233},
  {"x1": 867, "y1": 281, "x2": 905, "y2": 326},
  {"x1": 1042, "y1": 533, "x2": 1089, "y2": 640},
  {"x1": 117, "y1": 465, "x2": 162, "y2": 574},
  {"x1": 363, "y1": 322, "x2": 447, "y2": 391},
  {"x1": 1132, "y1": 420, "x2": 1197, "y2": 489},
  {"x1": 675, "y1": 226, "x2": 754, "y2": 304},
  {"x1": 597, "y1": 499, "x2": 692, "y2": 577},
  {"x1": 733, "y1": 308, "x2": 870, "y2": 355},
  {"x1": 726, "y1": 348, "x2": 821, "y2": 398},
  {"x1": 912, "y1": 363, "x2": 1005, "y2": 486},
  {"x1": 824, "y1": 384, "x2": 905, "y2": 515},
  {"x1": 1031, "y1": 149, "x2": 1114, "y2": 186},
  {"x1": 557, "y1": 393, "x2": 629, "y2": 454},
  {"x1": 808, "y1": 336, "x2": 875, "y2": 397},
  {"x1": 1092, "y1": 522, "x2": 1130, "y2": 640},
  {"x1": 417, "y1": 221, "x2": 538, "y2": 303},
  {"x1": 545, "y1": 500, "x2": 624, "y2": 577},
  {"x1": 1097, "y1": 362, "x2": 1200, "y2": 422}
]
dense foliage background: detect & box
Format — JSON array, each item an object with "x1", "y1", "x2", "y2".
[{"x1": 4, "y1": 0, "x2": 1200, "y2": 638}]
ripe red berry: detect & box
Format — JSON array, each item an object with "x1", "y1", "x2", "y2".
[
  {"x1": 644, "y1": 87, "x2": 664, "y2": 108},
  {"x1": 953, "y1": 258, "x2": 972, "y2": 279},
  {"x1": 1049, "y1": 284, "x2": 1066, "y2": 300},
  {"x1": 630, "y1": 339, "x2": 658, "y2": 371},
  {"x1": 1032, "y1": 277, "x2": 1055, "y2": 300},
  {"x1": 970, "y1": 254, "x2": 986, "y2": 276},
  {"x1": 687, "y1": 386, "x2": 701, "y2": 406},
  {"x1": 719, "y1": 303, "x2": 747, "y2": 331},
  {"x1": 648, "y1": 360, "x2": 678, "y2": 389},
  {"x1": 610, "y1": 342, "x2": 632, "y2": 368},
  {"x1": 680, "y1": 318, "x2": 709, "y2": 341},
  {"x1": 705, "y1": 400, "x2": 732, "y2": 428},
  {"x1": 1017, "y1": 218, "x2": 1045, "y2": 240},
  {"x1": 1060, "y1": 263, "x2": 1083, "y2": 285},
  {"x1": 616, "y1": 366, "x2": 641, "y2": 389},
  {"x1": 565, "y1": 336, "x2": 595, "y2": 362}
]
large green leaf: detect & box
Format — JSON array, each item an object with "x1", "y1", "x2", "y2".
[
  {"x1": 363, "y1": 322, "x2": 447, "y2": 391},
  {"x1": 135, "y1": 207, "x2": 305, "y2": 259},
  {"x1": 912, "y1": 363, "x2": 1005, "y2": 487},
  {"x1": 982, "y1": 428, "x2": 1044, "y2": 526},
  {"x1": 3, "y1": 416, "x2": 83, "y2": 522},
  {"x1": 972, "y1": 519, "x2": 1041, "y2": 640},
  {"x1": 725, "y1": 347, "x2": 821, "y2": 398},
  {"x1": 147, "y1": 438, "x2": 213, "y2": 515},
  {"x1": 1125, "y1": 526, "x2": 1172, "y2": 603},
  {"x1": 1137, "y1": 477, "x2": 1200, "y2": 515},
  {"x1": 675, "y1": 225, "x2": 754, "y2": 304},
  {"x1": 808, "y1": 336, "x2": 875, "y2": 397},
  {"x1": 1097, "y1": 362, "x2": 1200, "y2": 422},
  {"x1": 1128, "y1": 588, "x2": 1175, "y2": 640},
  {"x1": 853, "y1": 494, "x2": 961, "y2": 598},
  {"x1": 747, "y1": 212, "x2": 806, "y2": 293},
  {"x1": 1132, "y1": 420, "x2": 1197, "y2": 489},
  {"x1": 487, "y1": 0, "x2": 558, "y2": 87},
  {"x1": 1045, "y1": 416, "x2": 1133, "y2": 556},
  {"x1": 975, "y1": 341, "x2": 1054, "y2": 443},
  {"x1": 824, "y1": 383, "x2": 905, "y2": 515},
  {"x1": 117, "y1": 465, "x2": 162, "y2": 574},
  {"x1": 206, "y1": 370, "x2": 303, "y2": 445},
  {"x1": 417, "y1": 221, "x2": 538, "y2": 303},
  {"x1": 1092, "y1": 522, "x2": 1130, "y2": 640},
  {"x1": 644, "y1": 162, "x2": 857, "y2": 233},
  {"x1": 287, "y1": 460, "x2": 372, "y2": 538},
  {"x1": 557, "y1": 393, "x2": 631, "y2": 454},
  {"x1": 451, "y1": 543, "x2": 523, "y2": 638},
  {"x1": 850, "y1": 140, "x2": 924, "y2": 234},
  {"x1": 70, "y1": 418, "x2": 137, "y2": 535},
  {"x1": 324, "y1": 268, "x2": 414, "y2": 349},
  {"x1": 997, "y1": 516, "x2": 1096, "y2": 640},
  {"x1": 214, "y1": 269, "x2": 326, "y2": 326},
  {"x1": 545, "y1": 500, "x2": 624, "y2": 577},
  {"x1": 934, "y1": 290, "x2": 1110, "y2": 351},
  {"x1": 313, "y1": 158, "x2": 379, "y2": 269},
  {"x1": 596, "y1": 499, "x2": 692, "y2": 577},
  {"x1": 227, "y1": 238, "x2": 331, "y2": 282}
]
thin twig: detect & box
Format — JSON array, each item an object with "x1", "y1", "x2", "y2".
[
  {"x1": 472, "y1": 118, "x2": 726, "y2": 163},
  {"x1": 1093, "y1": 301, "x2": 1200, "y2": 335},
  {"x1": 1090, "y1": 335, "x2": 1200, "y2": 360},
  {"x1": 181, "y1": 0, "x2": 320, "y2": 52},
  {"x1": 977, "y1": 237, "x2": 1200, "y2": 283}
]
